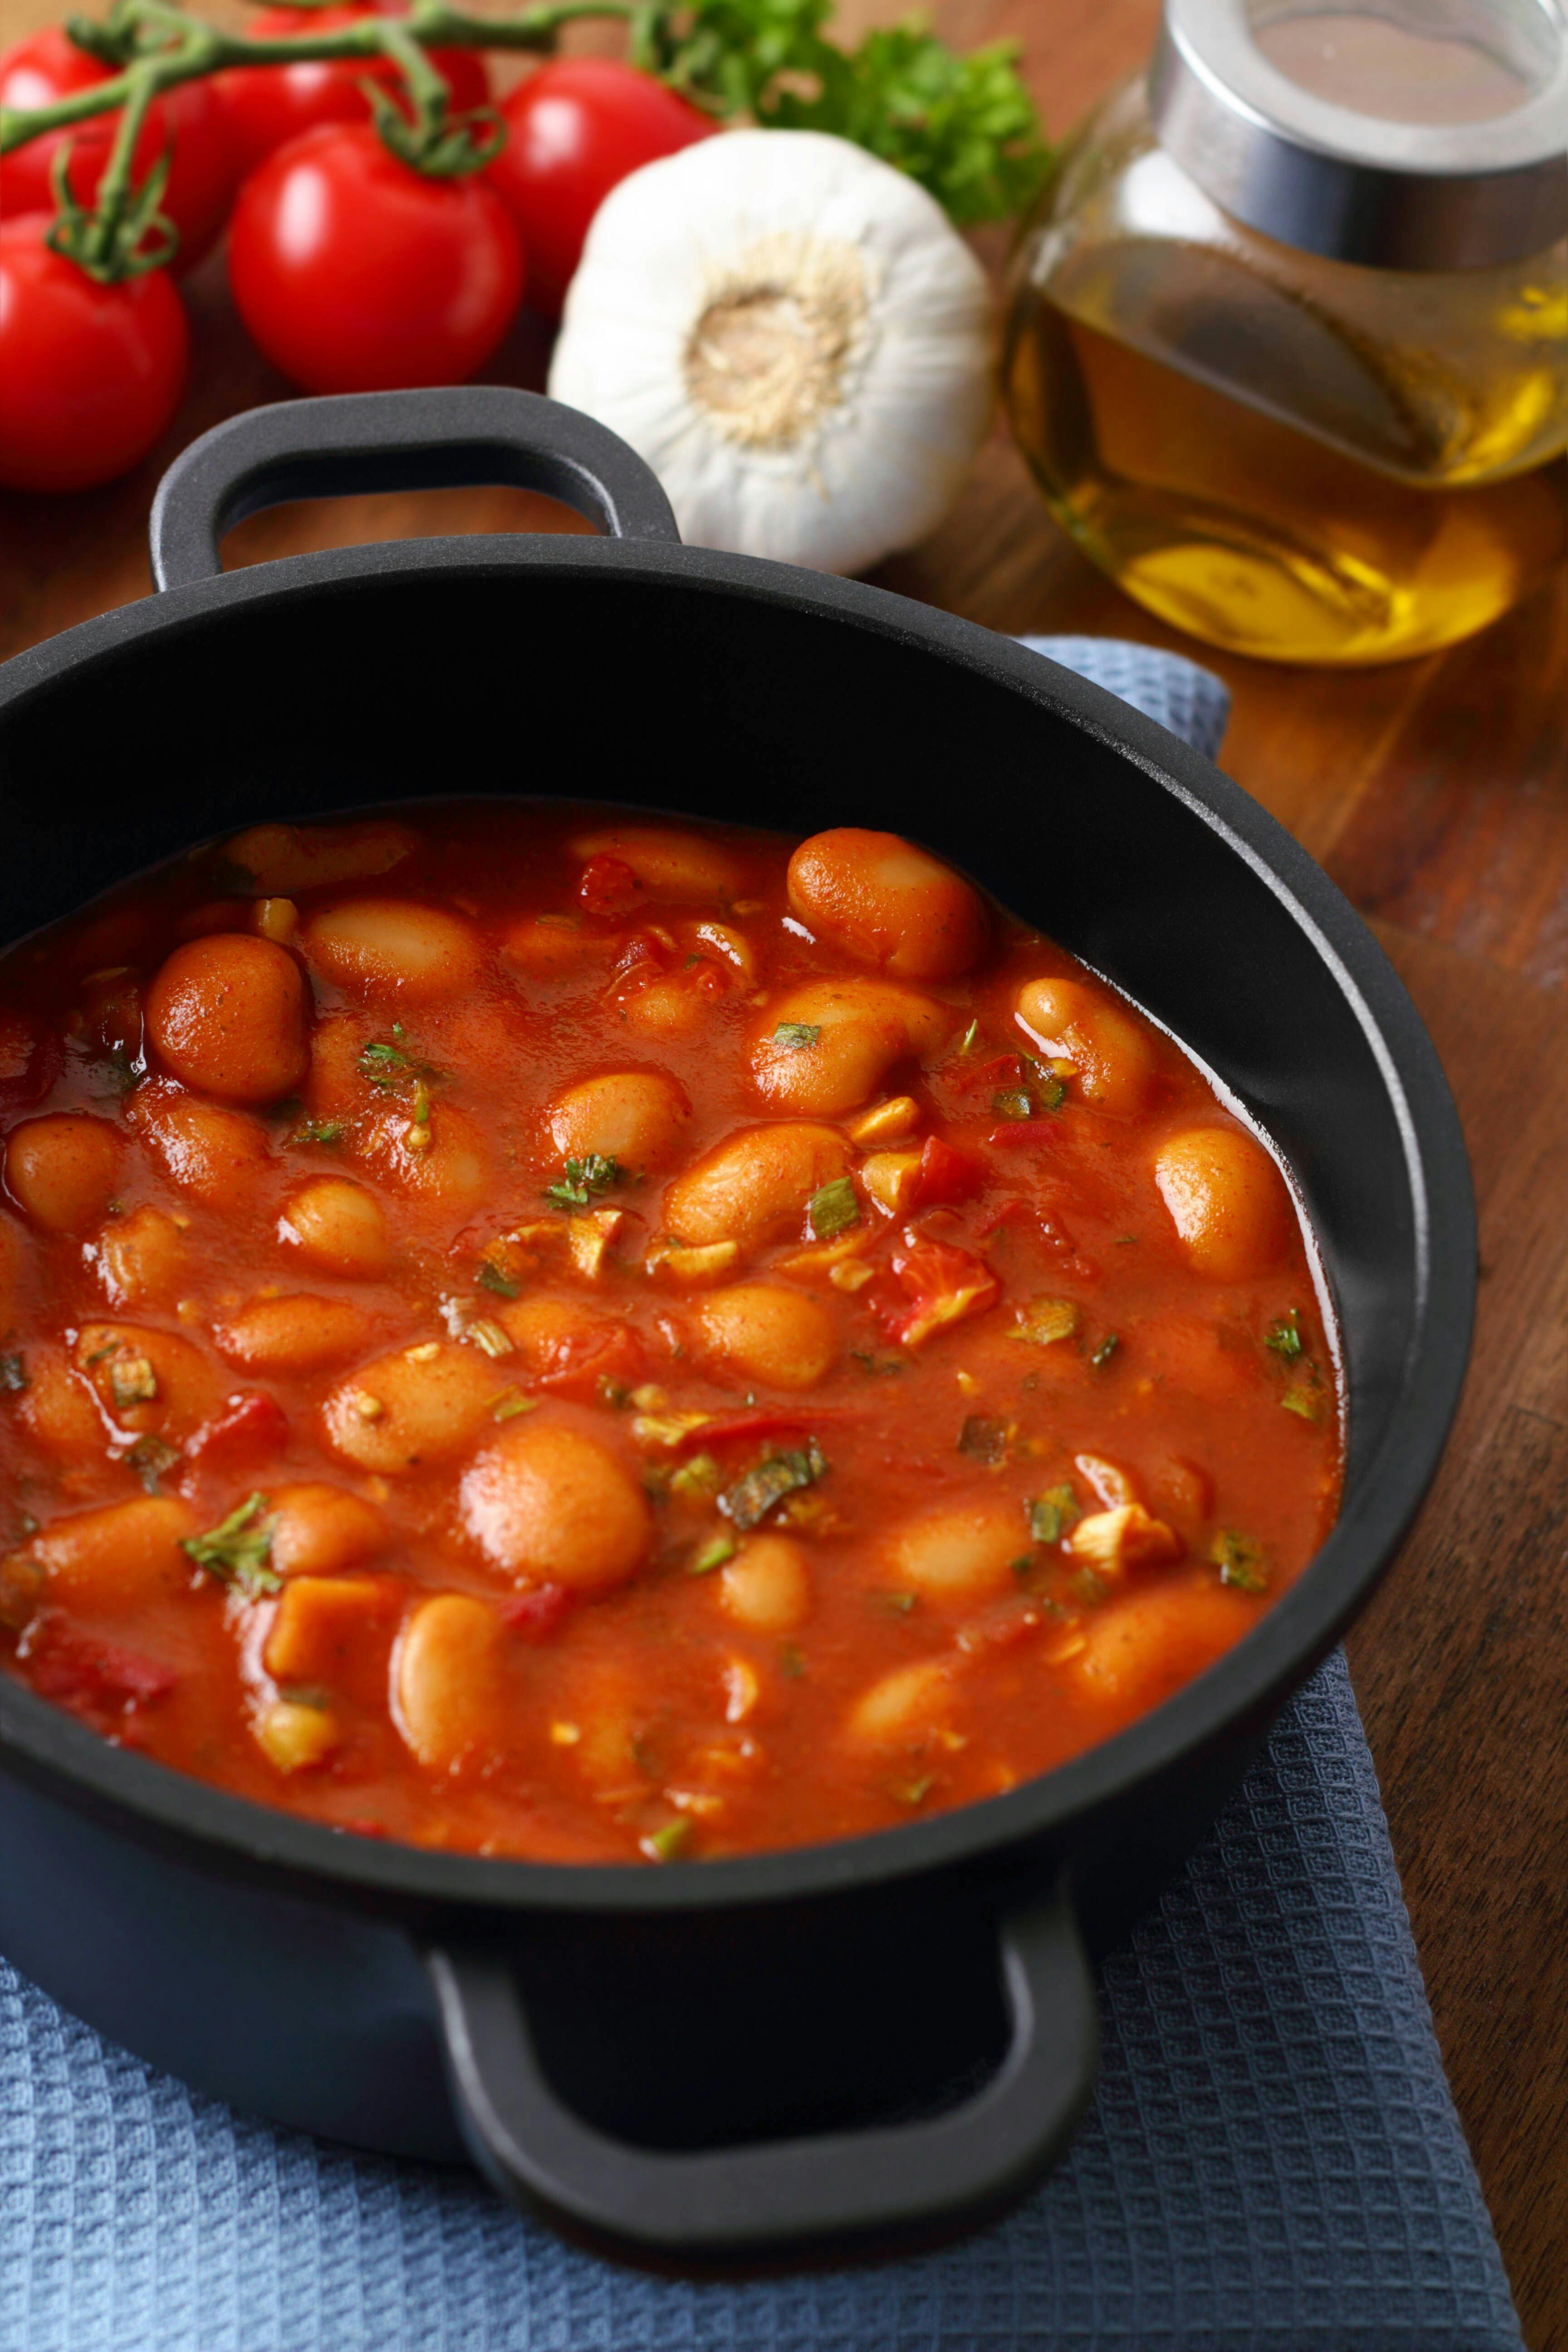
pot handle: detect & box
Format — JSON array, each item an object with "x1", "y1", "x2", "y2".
[
  {"x1": 148, "y1": 386, "x2": 681, "y2": 591},
  {"x1": 426, "y1": 1875, "x2": 1096, "y2": 2255}
]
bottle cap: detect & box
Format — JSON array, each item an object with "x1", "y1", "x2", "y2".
[{"x1": 1149, "y1": 0, "x2": 1568, "y2": 267}]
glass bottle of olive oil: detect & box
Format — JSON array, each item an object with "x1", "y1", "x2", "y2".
[{"x1": 1004, "y1": 11, "x2": 1568, "y2": 667}]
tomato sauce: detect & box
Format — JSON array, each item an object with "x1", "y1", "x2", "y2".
[{"x1": 0, "y1": 804, "x2": 1341, "y2": 1862}]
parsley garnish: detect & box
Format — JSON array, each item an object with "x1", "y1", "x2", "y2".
[
  {"x1": 806, "y1": 1176, "x2": 859, "y2": 1240},
  {"x1": 956, "y1": 1019, "x2": 980, "y2": 1056},
  {"x1": 642, "y1": 1818, "x2": 693, "y2": 1863},
  {"x1": 290, "y1": 1118, "x2": 344, "y2": 1148},
  {"x1": 0, "y1": 1352, "x2": 27, "y2": 1393},
  {"x1": 181, "y1": 1493, "x2": 281, "y2": 1596},
  {"x1": 991, "y1": 1087, "x2": 1034, "y2": 1121},
  {"x1": 1211, "y1": 1529, "x2": 1269, "y2": 1593},
  {"x1": 127, "y1": 1433, "x2": 179, "y2": 1492},
  {"x1": 719, "y1": 1441, "x2": 828, "y2": 1531},
  {"x1": 688, "y1": 1529, "x2": 738, "y2": 1576},
  {"x1": 545, "y1": 1153, "x2": 622, "y2": 1209},
  {"x1": 773, "y1": 1021, "x2": 821, "y2": 1051},
  {"x1": 1027, "y1": 1485, "x2": 1079, "y2": 1544},
  {"x1": 957, "y1": 1413, "x2": 1009, "y2": 1465},
  {"x1": 1265, "y1": 1311, "x2": 1303, "y2": 1361},
  {"x1": 358, "y1": 1037, "x2": 439, "y2": 1094},
  {"x1": 476, "y1": 1260, "x2": 519, "y2": 1298}
]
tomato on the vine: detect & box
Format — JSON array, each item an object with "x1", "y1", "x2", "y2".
[
  {"x1": 485, "y1": 59, "x2": 715, "y2": 316},
  {"x1": 226, "y1": 124, "x2": 523, "y2": 394},
  {"x1": 0, "y1": 214, "x2": 188, "y2": 493},
  {"x1": 0, "y1": 27, "x2": 235, "y2": 273},
  {"x1": 215, "y1": 2, "x2": 491, "y2": 179}
]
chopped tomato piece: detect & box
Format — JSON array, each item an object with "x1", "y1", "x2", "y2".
[
  {"x1": 579, "y1": 855, "x2": 643, "y2": 919},
  {"x1": 986, "y1": 1120, "x2": 1063, "y2": 1150},
  {"x1": 185, "y1": 1390, "x2": 290, "y2": 1470},
  {"x1": 912, "y1": 1135, "x2": 984, "y2": 1208},
  {"x1": 25, "y1": 1619, "x2": 175, "y2": 1715},
  {"x1": 0, "y1": 1016, "x2": 62, "y2": 1112},
  {"x1": 534, "y1": 1319, "x2": 645, "y2": 1400},
  {"x1": 500, "y1": 1583, "x2": 576, "y2": 1641},
  {"x1": 670, "y1": 1408, "x2": 838, "y2": 1456},
  {"x1": 879, "y1": 1232, "x2": 1000, "y2": 1349}
]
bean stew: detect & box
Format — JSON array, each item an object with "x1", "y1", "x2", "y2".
[{"x1": 0, "y1": 804, "x2": 1341, "y2": 1862}]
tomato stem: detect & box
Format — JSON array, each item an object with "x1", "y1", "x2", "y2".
[{"x1": 1, "y1": 0, "x2": 635, "y2": 167}]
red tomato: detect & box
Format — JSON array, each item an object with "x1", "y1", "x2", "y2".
[
  {"x1": 0, "y1": 27, "x2": 235, "y2": 273},
  {"x1": 215, "y1": 3, "x2": 491, "y2": 179},
  {"x1": 0, "y1": 215, "x2": 188, "y2": 494},
  {"x1": 485, "y1": 59, "x2": 714, "y2": 316},
  {"x1": 227, "y1": 125, "x2": 523, "y2": 395}
]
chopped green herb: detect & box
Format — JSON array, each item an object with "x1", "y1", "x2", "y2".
[
  {"x1": 1071, "y1": 1567, "x2": 1109, "y2": 1607},
  {"x1": 1265, "y1": 1311, "x2": 1304, "y2": 1361},
  {"x1": 1034, "y1": 1072, "x2": 1067, "y2": 1112},
  {"x1": 358, "y1": 1039, "x2": 417, "y2": 1087},
  {"x1": 411, "y1": 1077, "x2": 432, "y2": 1129},
  {"x1": 1089, "y1": 1332, "x2": 1121, "y2": 1370},
  {"x1": 892, "y1": 1775, "x2": 934, "y2": 1807},
  {"x1": 850, "y1": 1349, "x2": 905, "y2": 1376},
  {"x1": 0, "y1": 1352, "x2": 26, "y2": 1393},
  {"x1": 1210, "y1": 1529, "x2": 1269, "y2": 1593},
  {"x1": 719, "y1": 1441, "x2": 828, "y2": 1531},
  {"x1": 779, "y1": 1641, "x2": 807, "y2": 1679},
  {"x1": 641, "y1": 1818, "x2": 693, "y2": 1863},
  {"x1": 91, "y1": 1047, "x2": 142, "y2": 1098},
  {"x1": 127, "y1": 1432, "x2": 179, "y2": 1492},
  {"x1": 597, "y1": 1377, "x2": 632, "y2": 1410},
  {"x1": 1281, "y1": 1381, "x2": 1325, "y2": 1423},
  {"x1": 1027, "y1": 1484, "x2": 1079, "y2": 1544},
  {"x1": 182, "y1": 1493, "x2": 281, "y2": 1596},
  {"x1": 807, "y1": 1176, "x2": 860, "y2": 1240},
  {"x1": 956, "y1": 1019, "x2": 980, "y2": 1055},
  {"x1": 880, "y1": 1590, "x2": 918, "y2": 1614},
  {"x1": 772, "y1": 1021, "x2": 822, "y2": 1051},
  {"x1": 1009, "y1": 1554, "x2": 1037, "y2": 1581},
  {"x1": 688, "y1": 1529, "x2": 738, "y2": 1576},
  {"x1": 476, "y1": 1260, "x2": 519, "y2": 1298},
  {"x1": 669, "y1": 1451, "x2": 722, "y2": 1499},
  {"x1": 545, "y1": 1152, "x2": 622, "y2": 1209},
  {"x1": 84, "y1": 1343, "x2": 118, "y2": 1366},
  {"x1": 991, "y1": 1087, "x2": 1034, "y2": 1121},
  {"x1": 957, "y1": 1413, "x2": 1010, "y2": 1465},
  {"x1": 490, "y1": 1390, "x2": 537, "y2": 1423},
  {"x1": 289, "y1": 1118, "x2": 344, "y2": 1148}
]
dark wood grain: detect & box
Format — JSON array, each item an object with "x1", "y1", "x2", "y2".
[{"x1": 1, "y1": 0, "x2": 1565, "y2": 2337}]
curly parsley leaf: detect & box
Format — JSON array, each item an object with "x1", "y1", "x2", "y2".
[
  {"x1": 632, "y1": 0, "x2": 1052, "y2": 225},
  {"x1": 181, "y1": 1493, "x2": 281, "y2": 1597},
  {"x1": 545, "y1": 1153, "x2": 623, "y2": 1209}
]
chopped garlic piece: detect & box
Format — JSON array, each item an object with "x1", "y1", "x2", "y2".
[
  {"x1": 1063, "y1": 1504, "x2": 1181, "y2": 1577},
  {"x1": 859, "y1": 1149, "x2": 923, "y2": 1215},
  {"x1": 569, "y1": 1207, "x2": 625, "y2": 1279}
]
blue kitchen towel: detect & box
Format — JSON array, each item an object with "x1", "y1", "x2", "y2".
[{"x1": 0, "y1": 640, "x2": 1521, "y2": 2352}]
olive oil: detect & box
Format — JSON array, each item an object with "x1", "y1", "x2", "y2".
[{"x1": 1004, "y1": 288, "x2": 1568, "y2": 666}]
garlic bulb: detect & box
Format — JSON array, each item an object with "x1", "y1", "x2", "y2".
[{"x1": 548, "y1": 129, "x2": 995, "y2": 575}]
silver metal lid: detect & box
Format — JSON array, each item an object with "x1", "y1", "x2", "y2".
[{"x1": 1149, "y1": 0, "x2": 1568, "y2": 268}]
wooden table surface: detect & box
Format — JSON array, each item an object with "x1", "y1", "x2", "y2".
[{"x1": 3, "y1": 0, "x2": 1565, "y2": 2335}]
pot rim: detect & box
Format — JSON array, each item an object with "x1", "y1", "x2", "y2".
[{"x1": 0, "y1": 532, "x2": 1476, "y2": 1918}]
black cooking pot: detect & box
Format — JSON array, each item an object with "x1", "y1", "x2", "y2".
[{"x1": 0, "y1": 387, "x2": 1474, "y2": 2261}]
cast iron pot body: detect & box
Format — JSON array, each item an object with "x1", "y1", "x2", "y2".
[{"x1": 0, "y1": 390, "x2": 1475, "y2": 2259}]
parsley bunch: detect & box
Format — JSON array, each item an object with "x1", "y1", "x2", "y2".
[{"x1": 632, "y1": 0, "x2": 1052, "y2": 224}]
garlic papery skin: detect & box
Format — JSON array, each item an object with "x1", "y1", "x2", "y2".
[{"x1": 548, "y1": 130, "x2": 995, "y2": 575}]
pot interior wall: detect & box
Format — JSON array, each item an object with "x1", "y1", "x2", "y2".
[{"x1": 0, "y1": 559, "x2": 1413, "y2": 1499}]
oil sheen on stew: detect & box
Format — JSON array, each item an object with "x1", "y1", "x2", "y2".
[{"x1": 0, "y1": 805, "x2": 1341, "y2": 1862}]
